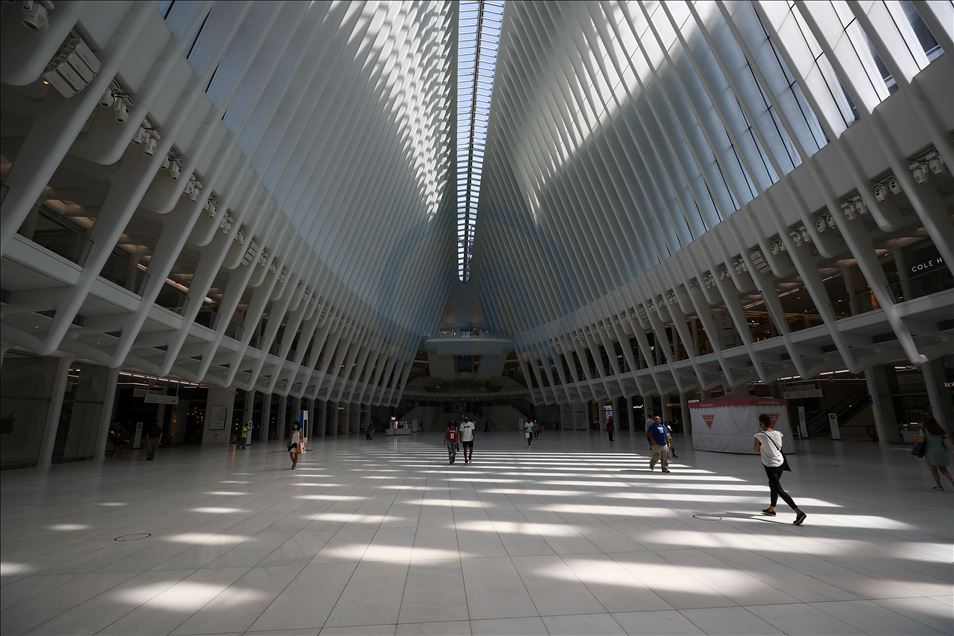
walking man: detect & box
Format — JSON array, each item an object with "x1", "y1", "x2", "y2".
[
  {"x1": 524, "y1": 418, "x2": 535, "y2": 447},
  {"x1": 460, "y1": 416, "x2": 476, "y2": 463},
  {"x1": 606, "y1": 416, "x2": 615, "y2": 442},
  {"x1": 648, "y1": 417, "x2": 671, "y2": 473}
]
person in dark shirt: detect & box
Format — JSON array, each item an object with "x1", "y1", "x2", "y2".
[
  {"x1": 648, "y1": 419, "x2": 671, "y2": 473},
  {"x1": 145, "y1": 422, "x2": 161, "y2": 461}
]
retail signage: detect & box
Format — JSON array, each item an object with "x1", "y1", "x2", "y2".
[
  {"x1": 144, "y1": 392, "x2": 179, "y2": 405},
  {"x1": 783, "y1": 388, "x2": 823, "y2": 399},
  {"x1": 910, "y1": 255, "x2": 944, "y2": 274}
]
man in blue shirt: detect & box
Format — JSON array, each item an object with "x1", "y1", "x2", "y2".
[{"x1": 648, "y1": 417, "x2": 671, "y2": 473}]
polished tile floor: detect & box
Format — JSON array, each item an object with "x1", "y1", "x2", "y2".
[{"x1": 1, "y1": 431, "x2": 951, "y2": 636}]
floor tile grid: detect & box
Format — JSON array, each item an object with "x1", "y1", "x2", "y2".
[
  {"x1": 8, "y1": 456, "x2": 346, "y2": 634},
  {"x1": 462, "y1": 444, "x2": 944, "y2": 632},
  {"x1": 2, "y1": 433, "x2": 952, "y2": 635},
  {"x1": 458, "y1": 455, "x2": 644, "y2": 634}
]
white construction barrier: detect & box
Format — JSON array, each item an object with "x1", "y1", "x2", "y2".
[{"x1": 689, "y1": 396, "x2": 794, "y2": 454}]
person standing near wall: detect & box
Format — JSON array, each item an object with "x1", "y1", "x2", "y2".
[{"x1": 606, "y1": 416, "x2": 615, "y2": 442}]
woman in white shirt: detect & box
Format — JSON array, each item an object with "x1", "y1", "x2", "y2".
[
  {"x1": 289, "y1": 425, "x2": 302, "y2": 469},
  {"x1": 753, "y1": 413, "x2": 806, "y2": 525}
]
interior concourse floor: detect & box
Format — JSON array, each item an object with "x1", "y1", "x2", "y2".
[{"x1": 1, "y1": 431, "x2": 951, "y2": 636}]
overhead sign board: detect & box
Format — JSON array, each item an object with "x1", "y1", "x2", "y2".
[
  {"x1": 783, "y1": 388, "x2": 823, "y2": 399},
  {"x1": 144, "y1": 392, "x2": 179, "y2": 405}
]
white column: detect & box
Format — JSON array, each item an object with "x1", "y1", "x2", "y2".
[
  {"x1": 37, "y1": 357, "x2": 74, "y2": 467},
  {"x1": 278, "y1": 394, "x2": 288, "y2": 439},
  {"x1": 203, "y1": 385, "x2": 235, "y2": 446},
  {"x1": 243, "y1": 390, "x2": 255, "y2": 426},
  {"x1": 93, "y1": 368, "x2": 121, "y2": 462},
  {"x1": 923, "y1": 359, "x2": 954, "y2": 432},
  {"x1": 865, "y1": 368, "x2": 896, "y2": 447},
  {"x1": 260, "y1": 393, "x2": 272, "y2": 441},
  {"x1": 680, "y1": 392, "x2": 691, "y2": 441}
]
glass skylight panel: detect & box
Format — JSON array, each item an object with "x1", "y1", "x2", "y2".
[{"x1": 457, "y1": 0, "x2": 504, "y2": 283}]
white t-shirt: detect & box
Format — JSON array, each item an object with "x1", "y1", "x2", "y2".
[
  {"x1": 524, "y1": 421, "x2": 535, "y2": 434},
  {"x1": 755, "y1": 430, "x2": 784, "y2": 467},
  {"x1": 460, "y1": 421, "x2": 475, "y2": 442},
  {"x1": 291, "y1": 430, "x2": 301, "y2": 445}
]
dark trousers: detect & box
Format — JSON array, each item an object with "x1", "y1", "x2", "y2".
[
  {"x1": 764, "y1": 465, "x2": 797, "y2": 510},
  {"x1": 608, "y1": 431, "x2": 614, "y2": 442}
]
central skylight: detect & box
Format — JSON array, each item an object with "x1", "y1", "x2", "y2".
[{"x1": 457, "y1": 0, "x2": 504, "y2": 283}]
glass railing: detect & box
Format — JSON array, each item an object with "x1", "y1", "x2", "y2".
[
  {"x1": 223, "y1": 320, "x2": 245, "y2": 341},
  {"x1": 155, "y1": 282, "x2": 187, "y2": 314},
  {"x1": 195, "y1": 308, "x2": 216, "y2": 329},
  {"x1": 829, "y1": 269, "x2": 954, "y2": 317},
  {"x1": 426, "y1": 328, "x2": 496, "y2": 338},
  {"x1": 20, "y1": 206, "x2": 92, "y2": 266}
]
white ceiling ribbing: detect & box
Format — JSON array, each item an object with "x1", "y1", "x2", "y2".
[
  {"x1": 2, "y1": 0, "x2": 952, "y2": 408},
  {"x1": 473, "y1": 0, "x2": 954, "y2": 401},
  {"x1": 0, "y1": 0, "x2": 455, "y2": 404}
]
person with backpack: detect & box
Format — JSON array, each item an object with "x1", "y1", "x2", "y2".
[
  {"x1": 444, "y1": 422, "x2": 460, "y2": 464},
  {"x1": 754, "y1": 413, "x2": 806, "y2": 525}
]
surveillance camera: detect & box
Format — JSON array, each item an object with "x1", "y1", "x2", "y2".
[
  {"x1": 113, "y1": 99, "x2": 128, "y2": 123},
  {"x1": 21, "y1": 0, "x2": 49, "y2": 30},
  {"x1": 143, "y1": 135, "x2": 158, "y2": 156},
  {"x1": 100, "y1": 89, "x2": 114, "y2": 108}
]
